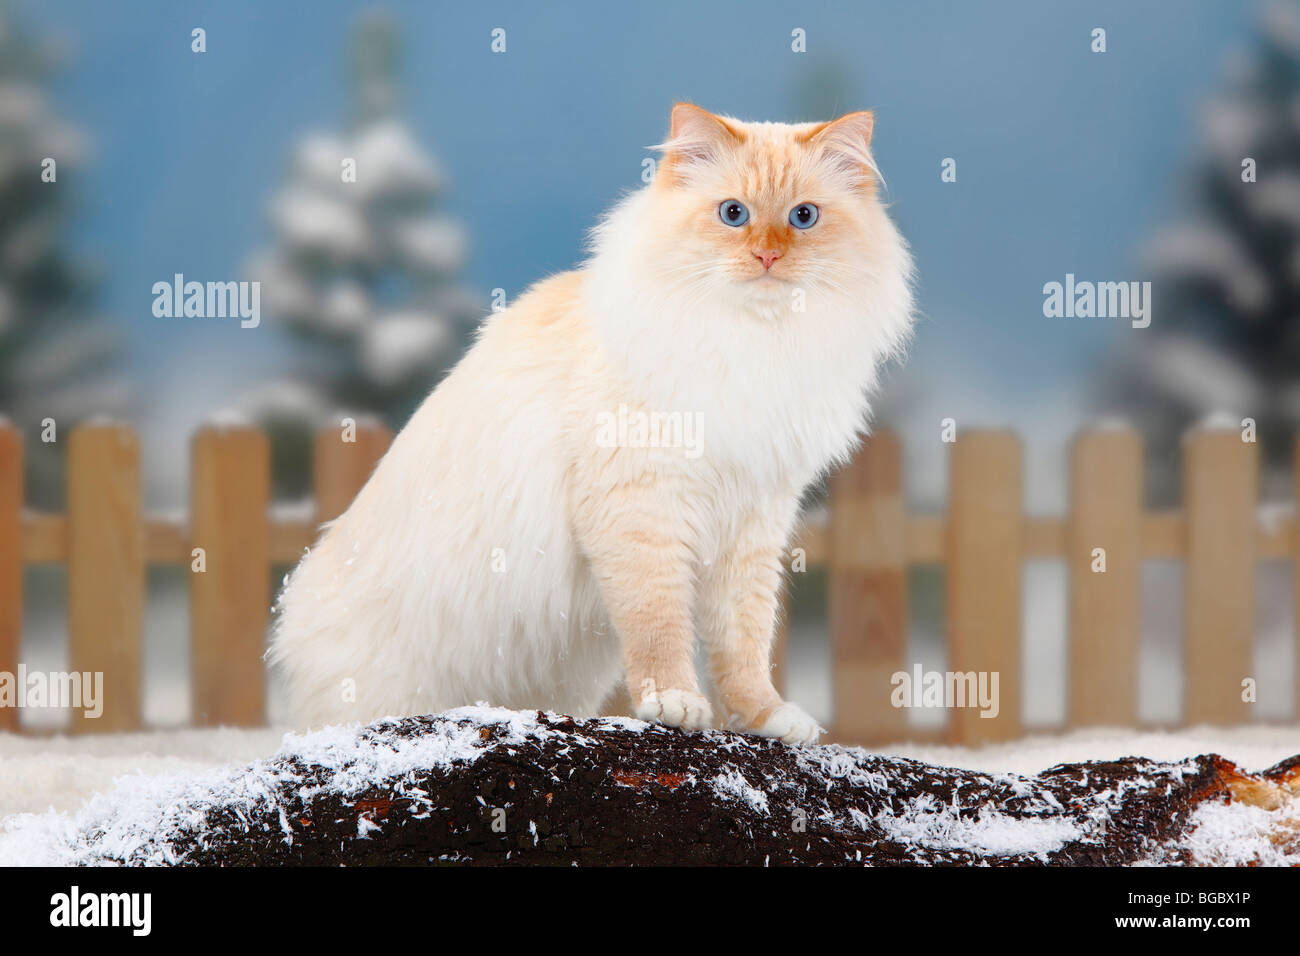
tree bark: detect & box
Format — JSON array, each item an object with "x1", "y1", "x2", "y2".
[{"x1": 85, "y1": 711, "x2": 1300, "y2": 866}]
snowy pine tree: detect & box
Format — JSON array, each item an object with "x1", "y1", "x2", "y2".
[
  {"x1": 1110, "y1": 0, "x2": 1300, "y2": 499},
  {"x1": 246, "y1": 12, "x2": 480, "y2": 497},
  {"x1": 0, "y1": 4, "x2": 122, "y2": 506}
]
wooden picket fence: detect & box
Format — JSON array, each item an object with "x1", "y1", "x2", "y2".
[
  {"x1": 0, "y1": 420, "x2": 393, "y2": 735},
  {"x1": 0, "y1": 420, "x2": 1297, "y2": 743}
]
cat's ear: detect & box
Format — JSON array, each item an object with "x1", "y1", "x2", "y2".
[
  {"x1": 805, "y1": 110, "x2": 879, "y2": 187},
  {"x1": 656, "y1": 103, "x2": 744, "y2": 182}
]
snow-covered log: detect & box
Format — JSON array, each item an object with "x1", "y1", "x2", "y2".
[{"x1": 5, "y1": 708, "x2": 1299, "y2": 866}]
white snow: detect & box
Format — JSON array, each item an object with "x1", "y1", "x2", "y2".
[
  {"x1": 232, "y1": 379, "x2": 329, "y2": 427},
  {"x1": 293, "y1": 132, "x2": 349, "y2": 189},
  {"x1": 710, "y1": 769, "x2": 770, "y2": 814},
  {"x1": 1258, "y1": 500, "x2": 1295, "y2": 536},
  {"x1": 1133, "y1": 336, "x2": 1261, "y2": 418},
  {"x1": 360, "y1": 311, "x2": 453, "y2": 386},
  {"x1": 0, "y1": 81, "x2": 46, "y2": 127},
  {"x1": 268, "y1": 497, "x2": 316, "y2": 523},
  {"x1": 320, "y1": 280, "x2": 372, "y2": 333},
  {"x1": 393, "y1": 218, "x2": 467, "y2": 274},
  {"x1": 872, "y1": 791, "x2": 1083, "y2": 860},
  {"x1": 4, "y1": 721, "x2": 1296, "y2": 821},
  {"x1": 271, "y1": 186, "x2": 371, "y2": 262},
  {"x1": 880, "y1": 724, "x2": 1300, "y2": 777},
  {"x1": 1201, "y1": 98, "x2": 1267, "y2": 161},
  {"x1": 202, "y1": 408, "x2": 256, "y2": 429},
  {"x1": 352, "y1": 120, "x2": 443, "y2": 201},
  {"x1": 0, "y1": 706, "x2": 538, "y2": 866},
  {"x1": 0, "y1": 726, "x2": 284, "y2": 818},
  {"x1": 799, "y1": 739, "x2": 1216, "y2": 862},
  {"x1": 1264, "y1": 0, "x2": 1300, "y2": 53},
  {"x1": 1251, "y1": 172, "x2": 1300, "y2": 229},
  {"x1": 1143, "y1": 224, "x2": 1270, "y2": 312},
  {"x1": 1162, "y1": 798, "x2": 1300, "y2": 866},
  {"x1": 247, "y1": 251, "x2": 315, "y2": 324}
]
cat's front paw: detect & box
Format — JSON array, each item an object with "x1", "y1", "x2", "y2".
[
  {"x1": 636, "y1": 687, "x2": 713, "y2": 733},
  {"x1": 753, "y1": 701, "x2": 822, "y2": 746}
]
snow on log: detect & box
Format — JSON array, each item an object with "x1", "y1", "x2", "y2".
[{"x1": 3, "y1": 707, "x2": 1298, "y2": 866}]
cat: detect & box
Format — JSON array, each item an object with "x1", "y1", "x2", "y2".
[{"x1": 269, "y1": 103, "x2": 914, "y2": 744}]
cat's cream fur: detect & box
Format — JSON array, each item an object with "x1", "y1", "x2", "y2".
[{"x1": 269, "y1": 104, "x2": 913, "y2": 744}]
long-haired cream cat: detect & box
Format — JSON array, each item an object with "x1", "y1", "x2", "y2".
[{"x1": 270, "y1": 104, "x2": 913, "y2": 744}]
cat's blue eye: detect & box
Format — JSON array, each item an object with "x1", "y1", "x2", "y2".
[
  {"x1": 719, "y1": 200, "x2": 749, "y2": 227},
  {"x1": 789, "y1": 203, "x2": 819, "y2": 229}
]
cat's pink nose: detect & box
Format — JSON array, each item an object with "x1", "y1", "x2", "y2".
[{"x1": 753, "y1": 249, "x2": 782, "y2": 270}]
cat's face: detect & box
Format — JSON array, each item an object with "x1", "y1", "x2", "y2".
[{"x1": 648, "y1": 104, "x2": 887, "y2": 308}]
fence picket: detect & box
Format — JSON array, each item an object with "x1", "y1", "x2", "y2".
[
  {"x1": 947, "y1": 430, "x2": 1022, "y2": 744},
  {"x1": 1068, "y1": 427, "x2": 1142, "y2": 726},
  {"x1": 313, "y1": 421, "x2": 393, "y2": 525},
  {"x1": 0, "y1": 423, "x2": 20, "y2": 731},
  {"x1": 1184, "y1": 426, "x2": 1257, "y2": 725},
  {"x1": 190, "y1": 425, "x2": 270, "y2": 726},
  {"x1": 829, "y1": 429, "x2": 906, "y2": 743},
  {"x1": 1, "y1": 421, "x2": 1295, "y2": 739},
  {"x1": 68, "y1": 424, "x2": 143, "y2": 732}
]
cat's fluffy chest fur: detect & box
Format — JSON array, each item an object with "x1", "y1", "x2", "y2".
[
  {"x1": 581, "y1": 188, "x2": 902, "y2": 487},
  {"x1": 270, "y1": 104, "x2": 912, "y2": 742}
]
